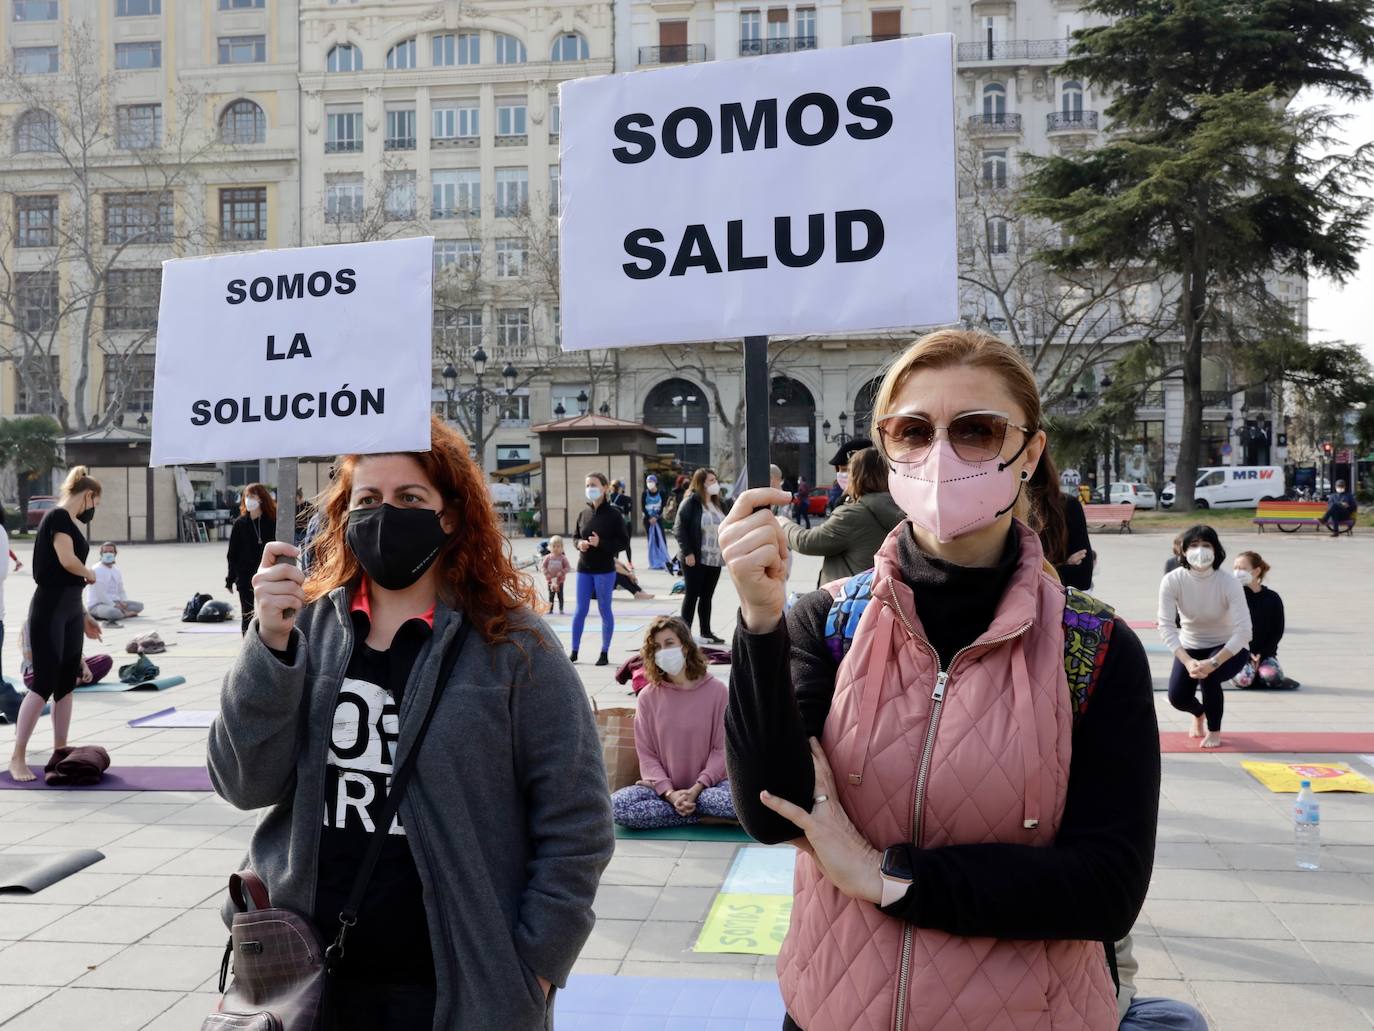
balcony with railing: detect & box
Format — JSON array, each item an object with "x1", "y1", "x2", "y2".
[
  {"x1": 739, "y1": 36, "x2": 817, "y2": 56},
  {"x1": 1047, "y1": 111, "x2": 1099, "y2": 134},
  {"x1": 1201, "y1": 390, "x2": 1235, "y2": 408},
  {"x1": 1137, "y1": 391, "x2": 1166, "y2": 409},
  {"x1": 495, "y1": 134, "x2": 527, "y2": 147},
  {"x1": 384, "y1": 135, "x2": 416, "y2": 151},
  {"x1": 638, "y1": 43, "x2": 707, "y2": 64},
  {"x1": 957, "y1": 38, "x2": 1069, "y2": 63},
  {"x1": 967, "y1": 113, "x2": 1023, "y2": 136},
  {"x1": 850, "y1": 33, "x2": 918, "y2": 44},
  {"x1": 324, "y1": 138, "x2": 362, "y2": 154}
]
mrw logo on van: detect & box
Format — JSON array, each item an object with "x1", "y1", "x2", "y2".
[{"x1": 1230, "y1": 470, "x2": 1275, "y2": 480}]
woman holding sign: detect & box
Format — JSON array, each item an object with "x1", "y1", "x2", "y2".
[
  {"x1": 225, "y1": 483, "x2": 275, "y2": 634},
  {"x1": 208, "y1": 417, "x2": 613, "y2": 1030},
  {"x1": 721, "y1": 331, "x2": 1157, "y2": 1031}
]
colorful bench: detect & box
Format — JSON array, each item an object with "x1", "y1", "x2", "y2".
[
  {"x1": 1081, "y1": 502, "x2": 1136, "y2": 533},
  {"x1": 1252, "y1": 500, "x2": 1355, "y2": 535}
]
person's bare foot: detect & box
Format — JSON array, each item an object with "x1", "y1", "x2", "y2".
[
  {"x1": 633, "y1": 591, "x2": 656, "y2": 601},
  {"x1": 1201, "y1": 731, "x2": 1223, "y2": 749},
  {"x1": 7, "y1": 757, "x2": 35, "y2": 782},
  {"x1": 1189, "y1": 715, "x2": 1206, "y2": 739}
]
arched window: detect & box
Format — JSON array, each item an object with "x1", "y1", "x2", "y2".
[
  {"x1": 770, "y1": 375, "x2": 818, "y2": 487},
  {"x1": 386, "y1": 38, "x2": 416, "y2": 69},
  {"x1": 15, "y1": 109, "x2": 58, "y2": 153},
  {"x1": 327, "y1": 43, "x2": 362, "y2": 72},
  {"x1": 550, "y1": 32, "x2": 588, "y2": 62},
  {"x1": 219, "y1": 99, "x2": 265, "y2": 145},
  {"x1": 987, "y1": 216, "x2": 1009, "y2": 255},
  {"x1": 1061, "y1": 80, "x2": 1084, "y2": 119},
  {"x1": 495, "y1": 33, "x2": 526, "y2": 64},
  {"x1": 432, "y1": 32, "x2": 479, "y2": 66},
  {"x1": 644, "y1": 378, "x2": 711, "y2": 472},
  {"x1": 982, "y1": 83, "x2": 1006, "y2": 121}
]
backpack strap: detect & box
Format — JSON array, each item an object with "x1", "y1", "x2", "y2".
[
  {"x1": 822, "y1": 569, "x2": 878, "y2": 665},
  {"x1": 1062, "y1": 587, "x2": 1115, "y2": 726}
]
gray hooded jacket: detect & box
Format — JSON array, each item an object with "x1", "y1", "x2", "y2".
[{"x1": 208, "y1": 590, "x2": 614, "y2": 1031}]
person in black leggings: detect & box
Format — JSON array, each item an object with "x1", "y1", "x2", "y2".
[
  {"x1": 674, "y1": 468, "x2": 730, "y2": 645},
  {"x1": 226, "y1": 483, "x2": 275, "y2": 634},
  {"x1": 8, "y1": 467, "x2": 103, "y2": 783}
]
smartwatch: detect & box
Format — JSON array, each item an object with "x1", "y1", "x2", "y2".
[{"x1": 879, "y1": 845, "x2": 915, "y2": 908}]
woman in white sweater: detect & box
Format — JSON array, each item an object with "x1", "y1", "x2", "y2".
[{"x1": 1158, "y1": 524, "x2": 1252, "y2": 748}]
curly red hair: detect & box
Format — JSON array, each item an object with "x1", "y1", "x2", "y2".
[{"x1": 303, "y1": 415, "x2": 543, "y2": 645}]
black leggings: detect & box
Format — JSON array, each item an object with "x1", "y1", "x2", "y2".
[
  {"x1": 28, "y1": 586, "x2": 85, "y2": 702},
  {"x1": 681, "y1": 561, "x2": 722, "y2": 637},
  {"x1": 547, "y1": 582, "x2": 564, "y2": 611},
  {"x1": 327, "y1": 981, "x2": 436, "y2": 1031},
  {"x1": 1168, "y1": 647, "x2": 1251, "y2": 732}
]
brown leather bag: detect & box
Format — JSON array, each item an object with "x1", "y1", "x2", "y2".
[{"x1": 203, "y1": 620, "x2": 473, "y2": 1031}]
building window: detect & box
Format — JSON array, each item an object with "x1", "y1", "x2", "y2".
[
  {"x1": 987, "y1": 217, "x2": 1009, "y2": 255},
  {"x1": 326, "y1": 43, "x2": 361, "y2": 72},
  {"x1": 767, "y1": 8, "x2": 789, "y2": 42},
  {"x1": 16, "y1": 195, "x2": 57, "y2": 247},
  {"x1": 435, "y1": 307, "x2": 484, "y2": 351},
  {"x1": 15, "y1": 109, "x2": 58, "y2": 152},
  {"x1": 432, "y1": 32, "x2": 479, "y2": 66},
  {"x1": 116, "y1": 0, "x2": 160, "y2": 11},
  {"x1": 432, "y1": 104, "x2": 479, "y2": 142},
  {"x1": 102, "y1": 352, "x2": 156, "y2": 416},
  {"x1": 14, "y1": 1, "x2": 59, "y2": 20},
  {"x1": 982, "y1": 82, "x2": 1007, "y2": 120},
  {"x1": 495, "y1": 238, "x2": 527, "y2": 278},
  {"x1": 385, "y1": 108, "x2": 416, "y2": 150},
  {"x1": 104, "y1": 268, "x2": 161, "y2": 330},
  {"x1": 16, "y1": 271, "x2": 58, "y2": 333},
  {"x1": 386, "y1": 38, "x2": 416, "y2": 69},
  {"x1": 116, "y1": 104, "x2": 162, "y2": 148},
  {"x1": 384, "y1": 171, "x2": 416, "y2": 220},
  {"x1": 325, "y1": 108, "x2": 362, "y2": 152},
  {"x1": 549, "y1": 96, "x2": 560, "y2": 138},
  {"x1": 496, "y1": 101, "x2": 527, "y2": 138},
  {"x1": 220, "y1": 187, "x2": 267, "y2": 241},
  {"x1": 324, "y1": 175, "x2": 364, "y2": 222},
  {"x1": 739, "y1": 11, "x2": 761, "y2": 44},
  {"x1": 1061, "y1": 80, "x2": 1084, "y2": 119},
  {"x1": 220, "y1": 99, "x2": 266, "y2": 144},
  {"x1": 434, "y1": 240, "x2": 480, "y2": 275},
  {"x1": 550, "y1": 33, "x2": 589, "y2": 62},
  {"x1": 105, "y1": 190, "x2": 173, "y2": 244},
  {"x1": 498, "y1": 399, "x2": 531, "y2": 427},
  {"x1": 981, "y1": 149, "x2": 1008, "y2": 188},
  {"x1": 495, "y1": 33, "x2": 526, "y2": 64},
  {"x1": 431, "y1": 169, "x2": 480, "y2": 218},
  {"x1": 495, "y1": 167, "x2": 528, "y2": 217},
  {"x1": 219, "y1": 35, "x2": 266, "y2": 64},
  {"x1": 219, "y1": 0, "x2": 264, "y2": 8},
  {"x1": 16, "y1": 356, "x2": 60, "y2": 415},
  {"x1": 497, "y1": 308, "x2": 530, "y2": 351},
  {"x1": 14, "y1": 46, "x2": 59, "y2": 74},
  {"x1": 115, "y1": 40, "x2": 161, "y2": 69},
  {"x1": 796, "y1": 7, "x2": 816, "y2": 44},
  {"x1": 548, "y1": 165, "x2": 559, "y2": 215}
]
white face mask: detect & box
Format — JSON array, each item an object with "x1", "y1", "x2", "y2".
[
  {"x1": 1185, "y1": 546, "x2": 1214, "y2": 570},
  {"x1": 655, "y1": 646, "x2": 687, "y2": 677},
  {"x1": 836, "y1": 472, "x2": 850, "y2": 489},
  {"x1": 585, "y1": 486, "x2": 603, "y2": 503},
  {"x1": 245, "y1": 497, "x2": 260, "y2": 513},
  {"x1": 1233, "y1": 569, "x2": 1253, "y2": 586},
  {"x1": 706, "y1": 482, "x2": 720, "y2": 496}
]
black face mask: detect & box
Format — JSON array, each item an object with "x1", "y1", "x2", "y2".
[
  {"x1": 77, "y1": 506, "x2": 95, "y2": 525},
  {"x1": 345, "y1": 504, "x2": 448, "y2": 591}
]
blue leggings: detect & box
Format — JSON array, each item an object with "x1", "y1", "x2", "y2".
[{"x1": 572, "y1": 571, "x2": 616, "y2": 653}]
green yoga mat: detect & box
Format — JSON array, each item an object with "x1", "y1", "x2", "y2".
[
  {"x1": 614, "y1": 823, "x2": 753, "y2": 842},
  {"x1": 73, "y1": 675, "x2": 186, "y2": 694}
]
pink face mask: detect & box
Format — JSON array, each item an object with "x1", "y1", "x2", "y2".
[{"x1": 887, "y1": 440, "x2": 1029, "y2": 543}]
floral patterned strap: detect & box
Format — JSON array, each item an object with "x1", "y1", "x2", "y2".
[{"x1": 1062, "y1": 588, "x2": 1116, "y2": 725}]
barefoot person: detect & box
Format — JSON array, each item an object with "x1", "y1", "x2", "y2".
[
  {"x1": 722, "y1": 330, "x2": 1157, "y2": 1031},
  {"x1": 208, "y1": 417, "x2": 612, "y2": 1030},
  {"x1": 8, "y1": 467, "x2": 104, "y2": 783},
  {"x1": 1158, "y1": 525, "x2": 1251, "y2": 749}
]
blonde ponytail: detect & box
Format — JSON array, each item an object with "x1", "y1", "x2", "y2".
[{"x1": 61, "y1": 465, "x2": 102, "y2": 500}]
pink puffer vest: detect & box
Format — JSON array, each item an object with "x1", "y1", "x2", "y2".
[{"x1": 777, "y1": 521, "x2": 1119, "y2": 1031}]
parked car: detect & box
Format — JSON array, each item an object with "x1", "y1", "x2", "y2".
[
  {"x1": 1104, "y1": 481, "x2": 1158, "y2": 510},
  {"x1": 25, "y1": 495, "x2": 55, "y2": 530},
  {"x1": 1160, "y1": 466, "x2": 1285, "y2": 509}
]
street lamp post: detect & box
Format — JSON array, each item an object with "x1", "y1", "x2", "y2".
[
  {"x1": 821, "y1": 411, "x2": 850, "y2": 444},
  {"x1": 442, "y1": 364, "x2": 458, "y2": 420},
  {"x1": 577, "y1": 390, "x2": 589, "y2": 416},
  {"x1": 671, "y1": 394, "x2": 698, "y2": 471},
  {"x1": 449, "y1": 350, "x2": 520, "y2": 471}
]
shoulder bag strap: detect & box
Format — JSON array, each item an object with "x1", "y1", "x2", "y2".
[{"x1": 326, "y1": 616, "x2": 475, "y2": 970}]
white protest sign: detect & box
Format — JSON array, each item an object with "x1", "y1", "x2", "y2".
[
  {"x1": 558, "y1": 35, "x2": 957, "y2": 351},
  {"x1": 150, "y1": 237, "x2": 433, "y2": 465}
]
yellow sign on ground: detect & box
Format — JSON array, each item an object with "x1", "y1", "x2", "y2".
[
  {"x1": 694, "y1": 893, "x2": 793, "y2": 956},
  {"x1": 1242, "y1": 761, "x2": 1374, "y2": 794}
]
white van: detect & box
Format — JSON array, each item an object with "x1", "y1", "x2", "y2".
[{"x1": 1160, "y1": 466, "x2": 1285, "y2": 509}]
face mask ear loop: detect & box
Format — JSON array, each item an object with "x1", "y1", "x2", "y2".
[{"x1": 992, "y1": 434, "x2": 1036, "y2": 519}]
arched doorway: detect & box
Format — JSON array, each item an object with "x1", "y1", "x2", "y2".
[
  {"x1": 852, "y1": 376, "x2": 883, "y2": 442},
  {"x1": 644, "y1": 378, "x2": 710, "y2": 473},
  {"x1": 770, "y1": 375, "x2": 817, "y2": 487}
]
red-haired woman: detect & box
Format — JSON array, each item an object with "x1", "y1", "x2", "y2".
[
  {"x1": 225, "y1": 482, "x2": 276, "y2": 634},
  {"x1": 208, "y1": 417, "x2": 614, "y2": 1031}
]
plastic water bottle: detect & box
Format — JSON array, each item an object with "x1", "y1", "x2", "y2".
[{"x1": 1294, "y1": 780, "x2": 1321, "y2": 870}]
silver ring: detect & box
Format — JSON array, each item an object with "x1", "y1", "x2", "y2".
[{"x1": 813, "y1": 794, "x2": 829, "y2": 804}]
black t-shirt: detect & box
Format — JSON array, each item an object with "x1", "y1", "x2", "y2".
[
  {"x1": 33, "y1": 507, "x2": 88, "y2": 590},
  {"x1": 574, "y1": 502, "x2": 630, "y2": 574},
  {"x1": 313, "y1": 609, "x2": 435, "y2": 985}
]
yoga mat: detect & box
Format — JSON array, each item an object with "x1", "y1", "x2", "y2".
[
  {"x1": 721, "y1": 846, "x2": 795, "y2": 896},
  {"x1": 694, "y1": 892, "x2": 793, "y2": 955},
  {"x1": 128, "y1": 707, "x2": 218, "y2": 728},
  {"x1": 614, "y1": 823, "x2": 753, "y2": 842},
  {"x1": 0, "y1": 765, "x2": 213, "y2": 791},
  {"x1": 74, "y1": 675, "x2": 186, "y2": 694},
  {"x1": 1127, "y1": 620, "x2": 1155, "y2": 630},
  {"x1": 1241, "y1": 761, "x2": 1374, "y2": 794},
  {"x1": 558, "y1": 974, "x2": 784, "y2": 1031},
  {"x1": 549, "y1": 623, "x2": 647, "y2": 636},
  {"x1": 178, "y1": 623, "x2": 241, "y2": 634},
  {"x1": 1159, "y1": 732, "x2": 1374, "y2": 754},
  {"x1": 0, "y1": 849, "x2": 104, "y2": 894}
]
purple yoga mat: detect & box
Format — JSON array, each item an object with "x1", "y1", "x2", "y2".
[{"x1": 0, "y1": 766, "x2": 213, "y2": 792}]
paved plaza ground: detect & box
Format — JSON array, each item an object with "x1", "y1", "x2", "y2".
[{"x1": 1, "y1": 522, "x2": 1372, "y2": 1029}]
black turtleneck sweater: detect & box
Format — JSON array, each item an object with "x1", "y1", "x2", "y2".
[{"x1": 725, "y1": 525, "x2": 1158, "y2": 950}]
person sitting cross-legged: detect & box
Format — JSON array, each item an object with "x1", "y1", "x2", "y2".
[
  {"x1": 611, "y1": 616, "x2": 736, "y2": 829},
  {"x1": 85, "y1": 542, "x2": 144, "y2": 625}
]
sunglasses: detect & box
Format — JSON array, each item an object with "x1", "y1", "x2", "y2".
[{"x1": 876, "y1": 411, "x2": 1033, "y2": 464}]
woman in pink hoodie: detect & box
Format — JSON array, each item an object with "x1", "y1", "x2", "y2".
[{"x1": 612, "y1": 616, "x2": 736, "y2": 828}]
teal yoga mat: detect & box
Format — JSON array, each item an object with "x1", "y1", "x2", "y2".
[
  {"x1": 74, "y1": 675, "x2": 186, "y2": 694},
  {"x1": 614, "y1": 823, "x2": 753, "y2": 842}
]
